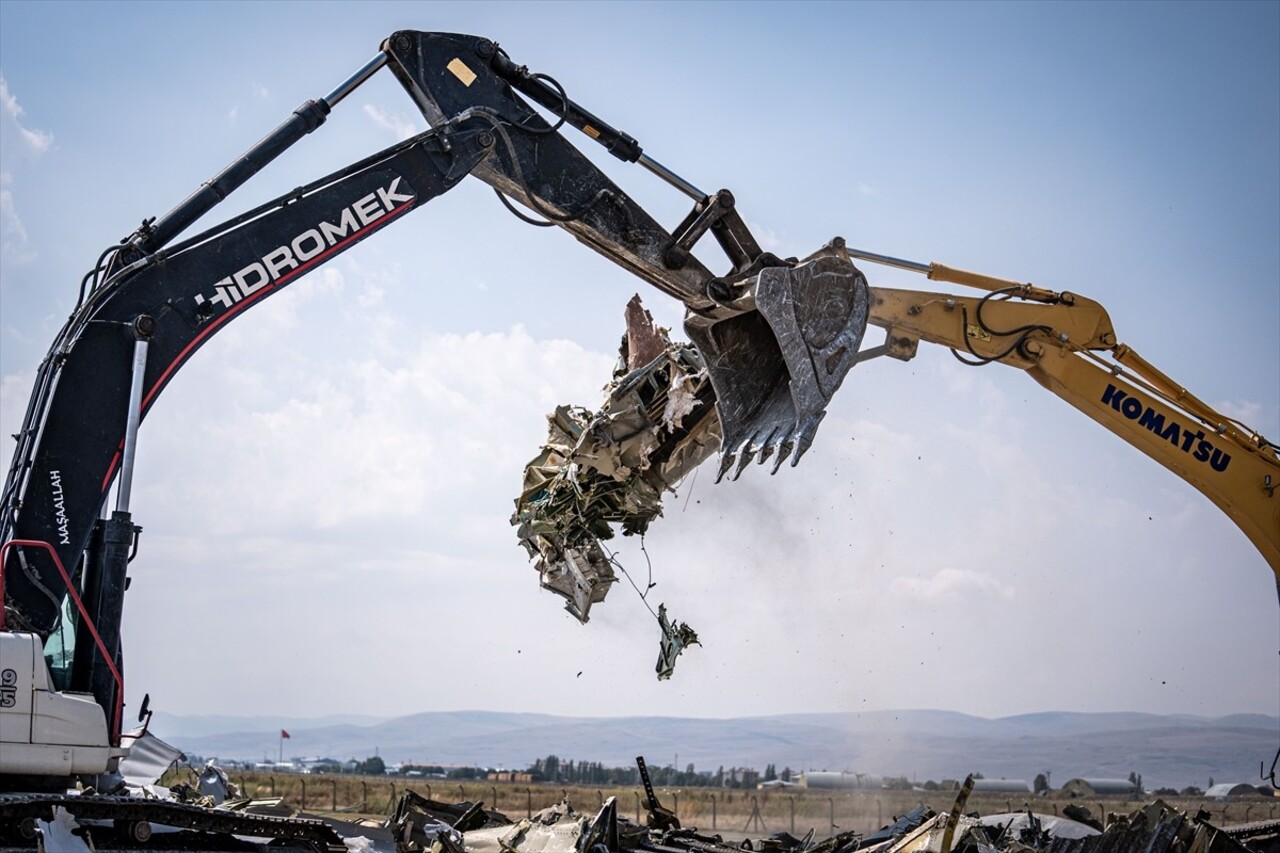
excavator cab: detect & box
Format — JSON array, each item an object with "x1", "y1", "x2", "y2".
[{"x1": 0, "y1": 631, "x2": 127, "y2": 779}]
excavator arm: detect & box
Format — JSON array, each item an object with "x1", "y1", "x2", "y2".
[
  {"x1": 1, "y1": 30, "x2": 868, "y2": 752},
  {"x1": 382, "y1": 31, "x2": 871, "y2": 472},
  {"x1": 0, "y1": 121, "x2": 499, "y2": 745},
  {"x1": 851, "y1": 248, "x2": 1280, "y2": 576},
  {"x1": 2, "y1": 29, "x2": 865, "y2": 639}
]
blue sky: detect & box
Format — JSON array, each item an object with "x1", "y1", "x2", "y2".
[{"x1": 1, "y1": 1, "x2": 1276, "y2": 726}]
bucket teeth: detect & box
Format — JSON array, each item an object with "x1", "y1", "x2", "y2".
[
  {"x1": 715, "y1": 451, "x2": 737, "y2": 484},
  {"x1": 688, "y1": 252, "x2": 870, "y2": 484},
  {"x1": 754, "y1": 432, "x2": 776, "y2": 466},
  {"x1": 770, "y1": 437, "x2": 793, "y2": 474},
  {"x1": 717, "y1": 414, "x2": 824, "y2": 478},
  {"x1": 730, "y1": 439, "x2": 758, "y2": 481},
  {"x1": 751, "y1": 426, "x2": 778, "y2": 466},
  {"x1": 790, "y1": 414, "x2": 824, "y2": 467}
]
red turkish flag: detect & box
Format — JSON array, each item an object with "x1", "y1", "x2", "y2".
[{"x1": 281, "y1": 729, "x2": 291, "y2": 739}]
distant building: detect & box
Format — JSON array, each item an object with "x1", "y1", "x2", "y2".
[
  {"x1": 253, "y1": 760, "x2": 300, "y2": 772},
  {"x1": 1205, "y1": 783, "x2": 1266, "y2": 800},
  {"x1": 488, "y1": 771, "x2": 536, "y2": 783},
  {"x1": 1059, "y1": 778, "x2": 1138, "y2": 798},
  {"x1": 969, "y1": 778, "x2": 1032, "y2": 794},
  {"x1": 797, "y1": 772, "x2": 883, "y2": 789},
  {"x1": 723, "y1": 767, "x2": 761, "y2": 788}
]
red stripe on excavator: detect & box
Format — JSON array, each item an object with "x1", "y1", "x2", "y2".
[
  {"x1": 102, "y1": 451, "x2": 123, "y2": 495},
  {"x1": 98, "y1": 199, "x2": 416, "y2": 494},
  {"x1": 0, "y1": 538, "x2": 125, "y2": 743}
]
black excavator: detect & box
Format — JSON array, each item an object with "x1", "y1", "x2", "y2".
[{"x1": 0, "y1": 29, "x2": 870, "y2": 840}]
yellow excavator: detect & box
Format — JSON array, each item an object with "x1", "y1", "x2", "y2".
[{"x1": 851, "y1": 243, "x2": 1276, "y2": 573}]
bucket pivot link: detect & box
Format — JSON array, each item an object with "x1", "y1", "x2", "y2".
[{"x1": 686, "y1": 244, "x2": 870, "y2": 482}]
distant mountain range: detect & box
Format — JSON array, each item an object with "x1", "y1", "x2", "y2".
[{"x1": 152, "y1": 709, "x2": 1278, "y2": 791}]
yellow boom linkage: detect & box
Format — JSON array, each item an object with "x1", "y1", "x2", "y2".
[{"x1": 839, "y1": 246, "x2": 1280, "y2": 577}]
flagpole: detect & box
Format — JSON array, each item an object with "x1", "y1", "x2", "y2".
[{"x1": 279, "y1": 731, "x2": 282, "y2": 764}]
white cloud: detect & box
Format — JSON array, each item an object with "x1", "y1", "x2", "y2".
[
  {"x1": 253, "y1": 82, "x2": 270, "y2": 100},
  {"x1": 0, "y1": 369, "x2": 36, "y2": 447},
  {"x1": 1213, "y1": 398, "x2": 1261, "y2": 424},
  {"x1": 889, "y1": 567, "x2": 1016, "y2": 600},
  {"x1": 0, "y1": 79, "x2": 51, "y2": 263},
  {"x1": 857, "y1": 181, "x2": 879, "y2": 196},
  {"x1": 0, "y1": 76, "x2": 53, "y2": 153},
  {"x1": 744, "y1": 220, "x2": 782, "y2": 251},
  {"x1": 357, "y1": 281, "x2": 385, "y2": 308},
  {"x1": 133, "y1": 297, "x2": 615, "y2": 545},
  {"x1": 363, "y1": 103, "x2": 422, "y2": 141},
  {"x1": 1212, "y1": 398, "x2": 1277, "y2": 437},
  {"x1": 0, "y1": 171, "x2": 35, "y2": 264},
  {"x1": 0, "y1": 79, "x2": 15, "y2": 117},
  {"x1": 1, "y1": 175, "x2": 28, "y2": 243}
]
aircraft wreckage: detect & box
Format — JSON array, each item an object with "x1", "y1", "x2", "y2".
[
  {"x1": 513, "y1": 297, "x2": 716, "y2": 678},
  {"x1": 6, "y1": 752, "x2": 1275, "y2": 853}
]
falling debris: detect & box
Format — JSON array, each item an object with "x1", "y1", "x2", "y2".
[
  {"x1": 512, "y1": 296, "x2": 719, "y2": 624},
  {"x1": 655, "y1": 603, "x2": 700, "y2": 680},
  {"x1": 512, "y1": 298, "x2": 715, "y2": 678}
]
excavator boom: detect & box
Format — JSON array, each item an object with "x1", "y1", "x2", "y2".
[
  {"x1": 1, "y1": 30, "x2": 872, "y2": 767},
  {"x1": 1, "y1": 125, "x2": 497, "y2": 638},
  {"x1": 858, "y1": 255, "x2": 1280, "y2": 577}
]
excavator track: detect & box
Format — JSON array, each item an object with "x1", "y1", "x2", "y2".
[{"x1": 0, "y1": 793, "x2": 346, "y2": 852}]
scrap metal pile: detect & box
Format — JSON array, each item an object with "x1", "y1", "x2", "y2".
[
  {"x1": 6, "y1": 751, "x2": 1276, "y2": 853},
  {"x1": 398, "y1": 780, "x2": 1277, "y2": 853},
  {"x1": 0, "y1": 731, "x2": 344, "y2": 851},
  {"x1": 801, "y1": 799, "x2": 1276, "y2": 853},
  {"x1": 376, "y1": 765, "x2": 1280, "y2": 853}
]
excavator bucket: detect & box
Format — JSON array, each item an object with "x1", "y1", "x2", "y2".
[{"x1": 685, "y1": 253, "x2": 871, "y2": 481}]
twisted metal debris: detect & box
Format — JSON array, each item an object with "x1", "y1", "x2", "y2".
[
  {"x1": 512, "y1": 296, "x2": 720, "y2": 624},
  {"x1": 511, "y1": 297, "x2": 718, "y2": 677}
]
